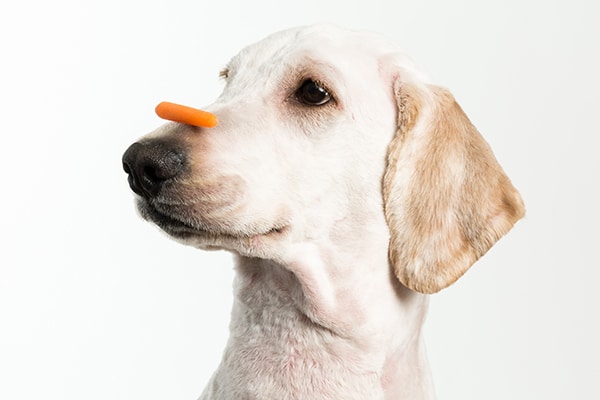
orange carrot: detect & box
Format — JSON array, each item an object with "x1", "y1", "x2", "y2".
[{"x1": 155, "y1": 101, "x2": 218, "y2": 128}]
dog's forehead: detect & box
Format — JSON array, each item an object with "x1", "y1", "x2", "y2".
[{"x1": 228, "y1": 25, "x2": 397, "y2": 77}]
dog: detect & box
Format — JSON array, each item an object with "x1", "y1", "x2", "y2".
[{"x1": 122, "y1": 24, "x2": 524, "y2": 400}]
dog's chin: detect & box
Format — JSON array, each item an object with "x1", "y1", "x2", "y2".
[{"x1": 135, "y1": 199, "x2": 289, "y2": 251}]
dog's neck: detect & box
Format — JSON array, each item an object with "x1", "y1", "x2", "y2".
[{"x1": 199, "y1": 243, "x2": 435, "y2": 400}]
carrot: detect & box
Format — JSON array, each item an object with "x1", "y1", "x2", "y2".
[{"x1": 155, "y1": 101, "x2": 218, "y2": 128}]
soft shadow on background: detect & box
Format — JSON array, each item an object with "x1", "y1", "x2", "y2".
[{"x1": 1, "y1": 0, "x2": 598, "y2": 399}]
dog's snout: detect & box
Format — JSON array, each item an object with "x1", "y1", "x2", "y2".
[{"x1": 122, "y1": 140, "x2": 186, "y2": 198}]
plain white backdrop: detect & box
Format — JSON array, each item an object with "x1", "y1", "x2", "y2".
[{"x1": 1, "y1": 0, "x2": 598, "y2": 399}]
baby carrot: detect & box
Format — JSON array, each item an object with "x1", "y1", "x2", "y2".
[{"x1": 155, "y1": 101, "x2": 218, "y2": 128}]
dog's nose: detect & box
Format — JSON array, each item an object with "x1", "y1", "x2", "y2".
[{"x1": 122, "y1": 140, "x2": 186, "y2": 198}]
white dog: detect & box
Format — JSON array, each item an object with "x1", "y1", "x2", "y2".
[{"x1": 123, "y1": 24, "x2": 524, "y2": 400}]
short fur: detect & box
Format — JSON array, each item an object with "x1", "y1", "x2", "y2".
[{"x1": 123, "y1": 24, "x2": 524, "y2": 400}]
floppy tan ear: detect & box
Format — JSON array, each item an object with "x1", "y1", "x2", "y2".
[{"x1": 383, "y1": 80, "x2": 524, "y2": 294}]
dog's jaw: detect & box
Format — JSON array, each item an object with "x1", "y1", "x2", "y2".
[{"x1": 135, "y1": 195, "x2": 294, "y2": 259}]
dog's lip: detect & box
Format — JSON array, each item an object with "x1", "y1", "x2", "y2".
[
  {"x1": 139, "y1": 200, "x2": 199, "y2": 237},
  {"x1": 138, "y1": 199, "x2": 289, "y2": 239}
]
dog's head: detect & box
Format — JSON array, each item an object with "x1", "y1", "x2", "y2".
[{"x1": 123, "y1": 24, "x2": 524, "y2": 293}]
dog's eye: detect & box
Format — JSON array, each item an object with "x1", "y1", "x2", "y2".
[{"x1": 296, "y1": 79, "x2": 331, "y2": 106}]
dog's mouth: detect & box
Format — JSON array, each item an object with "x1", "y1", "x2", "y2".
[
  {"x1": 136, "y1": 198, "x2": 289, "y2": 241},
  {"x1": 137, "y1": 200, "x2": 198, "y2": 238}
]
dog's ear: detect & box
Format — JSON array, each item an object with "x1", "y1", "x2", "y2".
[{"x1": 383, "y1": 80, "x2": 524, "y2": 294}]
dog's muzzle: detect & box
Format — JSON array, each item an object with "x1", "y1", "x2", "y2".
[{"x1": 122, "y1": 139, "x2": 187, "y2": 199}]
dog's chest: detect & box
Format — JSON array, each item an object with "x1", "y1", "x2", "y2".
[
  {"x1": 199, "y1": 265, "x2": 386, "y2": 399},
  {"x1": 204, "y1": 335, "x2": 384, "y2": 400}
]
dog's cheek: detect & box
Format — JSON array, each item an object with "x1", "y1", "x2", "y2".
[
  {"x1": 187, "y1": 154, "x2": 290, "y2": 234},
  {"x1": 184, "y1": 174, "x2": 248, "y2": 218}
]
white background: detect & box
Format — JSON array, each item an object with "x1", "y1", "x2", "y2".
[{"x1": 1, "y1": 0, "x2": 598, "y2": 399}]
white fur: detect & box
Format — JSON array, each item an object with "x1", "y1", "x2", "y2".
[{"x1": 127, "y1": 24, "x2": 523, "y2": 399}]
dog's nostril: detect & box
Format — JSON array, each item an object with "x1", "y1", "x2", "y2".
[
  {"x1": 139, "y1": 165, "x2": 164, "y2": 196},
  {"x1": 122, "y1": 140, "x2": 186, "y2": 198},
  {"x1": 143, "y1": 165, "x2": 159, "y2": 182}
]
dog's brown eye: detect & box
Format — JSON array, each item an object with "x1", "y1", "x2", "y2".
[{"x1": 296, "y1": 79, "x2": 331, "y2": 106}]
